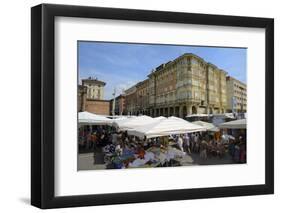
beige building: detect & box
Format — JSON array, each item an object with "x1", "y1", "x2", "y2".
[
  {"x1": 110, "y1": 94, "x2": 126, "y2": 115},
  {"x1": 78, "y1": 77, "x2": 110, "y2": 115},
  {"x1": 124, "y1": 79, "x2": 149, "y2": 115},
  {"x1": 82, "y1": 77, "x2": 106, "y2": 100},
  {"x1": 136, "y1": 79, "x2": 150, "y2": 115},
  {"x1": 124, "y1": 86, "x2": 137, "y2": 115},
  {"x1": 78, "y1": 85, "x2": 87, "y2": 112},
  {"x1": 125, "y1": 53, "x2": 228, "y2": 118},
  {"x1": 226, "y1": 76, "x2": 247, "y2": 113}
]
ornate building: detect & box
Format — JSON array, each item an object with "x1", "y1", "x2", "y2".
[
  {"x1": 82, "y1": 77, "x2": 106, "y2": 100},
  {"x1": 78, "y1": 77, "x2": 110, "y2": 115},
  {"x1": 226, "y1": 76, "x2": 247, "y2": 113},
  {"x1": 125, "y1": 53, "x2": 228, "y2": 118}
]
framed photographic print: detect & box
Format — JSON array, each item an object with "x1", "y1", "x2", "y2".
[{"x1": 31, "y1": 3, "x2": 274, "y2": 209}]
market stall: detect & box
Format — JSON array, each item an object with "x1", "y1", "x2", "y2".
[
  {"x1": 192, "y1": 120, "x2": 219, "y2": 132},
  {"x1": 78, "y1": 111, "x2": 113, "y2": 125},
  {"x1": 127, "y1": 116, "x2": 206, "y2": 139},
  {"x1": 102, "y1": 138, "x2": 188, "y2": 169},
  {"x1": 219, "y1": 119, "x2": 246, "y2": 129},
  {"x1": 186, "y1": 113, "x2": 211, "y2": 122},
  {"x1": 112, "y1": 115, "x2": 164, "y2": 131}
]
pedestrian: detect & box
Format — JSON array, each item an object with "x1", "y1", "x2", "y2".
[
  {"x1": 239, "y1": 141, "x2": 246, "y2": 163},
  {"x1": 177, "y1": 135, "x2": 184, "y2": 152},
  {"x1": 91, "y1": 132, "x2": 97, "y2": 150},
  {"x1": 86, "y1": 132, "x2": 92, "y2": 150},
  {"x1": 233, "y1": 142, "x2": 241, "y2": 162},
  {"x1": 200, "y1": 140, "x2": 208, "y2": 160},
  {"x1": 228, "y1": 139, "x2": 235, "y2": 156},
  {"x1": 183, "y1": 133, "x2": 191, "y2": 154},
  {"x1": 163, "y1": 136, "x2": 169, "y2": 147},
  {"x1": 112, "y1": 132, "x2": 118, "y2": 145},
  {"x1": 217, "y1": 141, "x2": 225, "y2": 158},
  {"x1": 194, "y1": 133, "x2": 200, "y2": 153},
  {"x1": 115, "y1": 144, "x2": 123, "y2": 156}
]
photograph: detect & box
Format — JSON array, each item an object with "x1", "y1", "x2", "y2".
[
  {"x1": 77, "y1": 41, "x2": 247, "y2": 170},
  {"x1": 29, "y1": 3, "x2": 274, "y2": 209},
  {"x1": 0, "y1": 0, "x2": 277, "y2": 210}
]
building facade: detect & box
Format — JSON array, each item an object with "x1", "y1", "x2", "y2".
[
  {"x1": 125, "y1": 53, "x2": 228, "y2": 118},
  {"x1": 78, "y1": 85, "x2": 87, "y2": 112},
  {"x1": 82, "y1": 77, "x2": 106, "y2": 100},
  {"x1": 226, "y1": 76, "x2": 247, "y2": 113},
  {"x1": 84, "y1": 99, "x2": 110, "y2": 115},
  {"x1": 110, "y1": 94, "x2": 126, "y2": 115},
  {"x1": 78, "y1": 77, "x2": 110, "y2": 115},
  {"x1": 124, "y1": 85, "x2": 137, "y2": 115},
  {"x1": 135, "y1": 79, "x2": 150, "y2": 115}
]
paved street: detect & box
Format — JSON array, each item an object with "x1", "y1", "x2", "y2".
[
  {"x1": 78, "y1": 148, "x2": 106, "y2": 170},
  {"x1": 181, "y1": 152, "x2": 234, "y2": 166}
]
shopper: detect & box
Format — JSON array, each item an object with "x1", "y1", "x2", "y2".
[
  {"x1": 177, "y1": 135, "x2": 184, "y2": 152},
  {"x1": 183, "y1": 133, "x2": 191, "y2": 154}
]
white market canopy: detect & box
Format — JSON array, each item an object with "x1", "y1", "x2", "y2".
[
  {"x1": 127, "y1": 116, "x2": 206, "y2": 139},
  {"x1": 224, "y1": 113, "x2": 235, "y2": 119},
  {"x1": 107, "y1": 115, "x2": 136, "y2": 120},
  {"x1": 112, "y1": 115, "x2": 160, "y2": 131},
  {"x1": 219, "y1": 119, "x2": 247, "y2": 129},
  {"x1": 111, "y1": 117, "x2": 134, "y2": 130},
  {"x1": 186, "y1": 114, "x2": 210, "y2": 118},
  {"x1": 192, "y1": 121, "x2": 219, "y2": 132},
  {"x1": 153, "y1": 116, "x2": 167, "y2": 121},
  {"x1": 78, "y1": 111, "x2": 113, "y2": 125}
]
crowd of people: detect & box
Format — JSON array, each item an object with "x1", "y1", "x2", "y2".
[
  {"x1": 78, "y1": 125, "x2": 113, "y2": 151},
  {"x1": 171, "y1": 131, "x2": 246, "y2": 163},
  {"x1": 78, "y1": 125, "x2": 247, "y2": 168}
]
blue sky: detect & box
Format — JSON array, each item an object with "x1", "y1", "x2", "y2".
[{"x1": 78, "y1": 41, "x2": 247, "y2": 100}]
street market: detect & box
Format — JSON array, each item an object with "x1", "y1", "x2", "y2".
[{"x1": 78, "y1": 112, "x2": 247, "y2": 170}]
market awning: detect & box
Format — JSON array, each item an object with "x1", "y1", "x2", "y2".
[
  {"x1": 78, "y1": 111, "x2": 113, "y2": 125},
  {"x1": 112, "y1": 115, "x2": 157, "y2": 131},
  {"x1": 192, "y1": 121, "x2": 219, "y2": 132},
  {"x1": 186, "y1": 114, "x2": 210, "y2": 118},
  {"x1": 219, "y1": 119, "x2": 247, "y2": 129},
  {"x1": 127, "y1": 116, "x2": 206, "y2": 139},
  {"x1": 153, "y1": 116, "x2": 166, "y2": 121}
]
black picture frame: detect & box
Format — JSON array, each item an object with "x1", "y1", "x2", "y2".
[{"x1": 31, "y1": 3, "x2": 274, "y2": 209}]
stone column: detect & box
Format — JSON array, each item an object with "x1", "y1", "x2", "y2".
[
  {"x1": 179, "y1": 105, "x2": 183, "y2": 118},
  {"x1": 206, "y1": 106, "x2": 210, "y2": 115},
  {"x1": 168, "y1": 107, "x2": 170, "y2": 117},
  {"x1": 171, "y1": 107, "x2": 174, "y2": 116},
  {"x1": 187, "y1": 104, "x2": 191, "y2": 116},
  {"x1": 209, "y1": 107, "x2": 213, "y2": 115}
]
